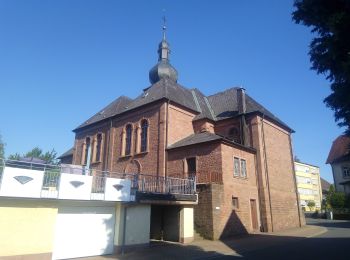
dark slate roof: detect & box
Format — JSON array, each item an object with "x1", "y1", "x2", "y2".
[
  {"x1": 207, "y1": 87, "x2": 292, "y2": 131},
  {"x1": 191, "y1": 88, "x2": 216, "y2": 121},
  {"x1": 58, "y1": 147, "x2": 74, "y2": 159},
  {"x1": 124, "y1": 77, "x2": 198, "y2": 113},
  {"x1": 326, "y1": 135, "x2": 350, "y2": 164},
  {"x1": 167, "y1": 132, "x2": 223, "y2": 149},
  {"x1": 74, "y1": 78, "x2": 199, "y2": 131},
  {"x1": 74, "y1": 82, "x2": 292, "y2": 133},
  {"x1": 75, "y1": 96, "x2": 132, "y2": 130}
]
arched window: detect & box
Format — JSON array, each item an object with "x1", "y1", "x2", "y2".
[
  {"x1": 125, "y1": 124, "x2": 132, "y2": 155},
  {"x1": 95, "y1": 133, "x2": 103, "y2": 162},
  {"x1": 228, "y1": 127, "x2": 240, "y2": 143},
  {"x1": 84, "y1": 137, "x2": 91, "y2": 165},
  {"x1": 140, "y1": 119, "x2": 148, "y2": 152}
]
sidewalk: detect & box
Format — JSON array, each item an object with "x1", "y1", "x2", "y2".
[{"x1": 82, "y1": 225, "x2": 327, "y2": 260}]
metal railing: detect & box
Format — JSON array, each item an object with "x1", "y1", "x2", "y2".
[{"x1": 0, "y1": 158, "x2": 196, "y2": 197}]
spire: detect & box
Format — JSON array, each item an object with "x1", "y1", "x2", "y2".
[
  {"x1": 149, "y1": 17, "x2": 178, "y2": 84},
  {"x1": 158, "y1": 16, "x2": 170, "y2": 61}
]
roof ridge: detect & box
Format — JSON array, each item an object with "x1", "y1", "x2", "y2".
[{"x1": 207, "y1": 86, "x2": 241, "y2": 98}]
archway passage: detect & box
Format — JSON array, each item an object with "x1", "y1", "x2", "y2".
[{"x1": 150, "y1": 205, "x2": 181, "y2": 242}]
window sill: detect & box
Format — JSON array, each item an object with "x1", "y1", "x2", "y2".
[
  {"x1": 120, "y1": 154, "x2": 132, "y2": 159},
  {"x1": 233, "y1": 175, "x2": 248, "y2": 180},
  {"x1": 90, "y1": 161, "x2": 102, "y2": 165},
  {"x1": 135, "y1": 151, "x2": 149, "y2": 156}
]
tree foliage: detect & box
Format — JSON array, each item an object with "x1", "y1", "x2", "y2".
[
  {"x1": 307, "y1": 200, "x2": 316, "y2": 209},
  {"x1": 8, "y1": 147, "x2": 57, "y2": 164},
  {"x1": 292, "y1": 0, "x2": 350, "y2": 134},
  {"x1": 0, "y1": 135, "x2": 5, "y2": 159}
]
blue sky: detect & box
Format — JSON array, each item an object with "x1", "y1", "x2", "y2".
[{"x1": 0, "y1": 0, "x2": 343, "y2": 183}]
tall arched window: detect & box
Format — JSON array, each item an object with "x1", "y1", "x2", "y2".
[
  {"x1": 125, "y1": 124, "x2": 132, "y2": 155},
  {"x1": 84, "y1": 137, "x2": 91, "y2": 165},
  {"x1": 141, "y1": 119, "x2": 148, "y2": 152},
  {"x1": 95, "y1": 133, "x2": 103, "y2": 162}
]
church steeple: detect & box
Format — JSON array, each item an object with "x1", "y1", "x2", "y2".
[{"x1": 149, "y1": 17, "x2": 178, "y2": 84}]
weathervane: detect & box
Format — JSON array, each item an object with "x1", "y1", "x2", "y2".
[{"x1": 162, "y1": 13, "x2": 167, "y2": 40}]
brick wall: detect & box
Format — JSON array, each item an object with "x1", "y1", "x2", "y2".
[
  {"x1": 250, "y1": 115, "x2": 302, "y2": 231},
  {"x1": 167, "y1": 104, "x2": 195, "y2": 146}
]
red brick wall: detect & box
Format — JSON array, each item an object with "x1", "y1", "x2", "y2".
[
  {"x1": 214, "y1": 118, "x2": 241, "y2": 141},
  {"x1": 167, "y1": 104, "x2": 195, "y2": 146},
  {"x1": 250, "y1": 115, "x2": 302, "y2": 231},
  {"x1": 110, "y1": 102, "x2": 166, "y2": 176},
  {"x1": 167, "y1": 142, "x2": 222, "y2": 179},
  {"x1": 217, "y1": 144, "x2": 260, "y2": 238}
]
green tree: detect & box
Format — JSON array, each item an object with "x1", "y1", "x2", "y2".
[
  {"x1": 307, "y1": 200, "x2": 316, "y2": 210},
  {"x1": 0, "y1": 135, "x2": 5, "y2": 159},
  {"x1": 292, "y1": 0, "x2": 350, "y2": 134},
  {"x1": 8, "y1": 147, "x2": 57, "y2": 164},
  {"x1": 330, "y1": 192, "x2": 346, "y2": 208}
]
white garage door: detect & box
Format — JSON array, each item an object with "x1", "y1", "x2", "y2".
[{"x1": 52, "y1": 206, "x2": 116, "y2": 260}]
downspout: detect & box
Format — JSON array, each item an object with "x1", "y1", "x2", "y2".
[
  {"x1": 254, "y1": 150, "x2": 265, "y2": 232},
  {"x1": 288, "y1": 134, "x2": 302, "y2": 227},
  {"x1": 261, "y1": 114, "x2": 274, "y2": 232},
  {"x1": 165, "y1": 100, "x2": 169, "y2": 178}
]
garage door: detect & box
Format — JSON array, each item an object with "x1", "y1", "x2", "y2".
[{"x1": 52, "y1": 206, "x2": 116, "y2": 260}]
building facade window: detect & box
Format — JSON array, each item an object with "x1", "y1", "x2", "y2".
[
  {"x1": 234, "y1": 157, "x2": 240, "y2": 176},
  {"x1": 241, "y1": 159, "x2": 247, "y2": 178},
  {"x1": 95, "y1": 133, "x2": 103, "y2": 162},
  {"x1": 234, "y1": 157, "x2": 247, "y2": 178},
  {"x1": 140, "y1": 119, "x2": 148, "y2": 152},
  {"x1": 83, "y1": 137, "x2": 91, "y2": 166},
  {"x1": 232, "y1": 196, "x2": 239, "y2": 209},
  {"x1": 125, "y1": 124, "x2": 132, "y2": 156},
  {"x1": 228, "y1": 127, "x2": 240, "y2": 143},
  {"x1": 343, "y1": 166, "x2": 350, "y2": 178}
]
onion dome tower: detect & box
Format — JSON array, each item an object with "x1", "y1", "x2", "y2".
[{"x1": 149, "y1": 19, "x2": 178, "y2": 84}]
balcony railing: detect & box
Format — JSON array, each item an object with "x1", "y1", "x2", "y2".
[{"x1": 0, "y1": 159, "x2": 196, "y2": 202}]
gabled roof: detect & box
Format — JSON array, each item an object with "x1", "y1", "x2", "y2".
[
  {"x1": 58, "y1": 147, "x2": 74, "y2": 159},
  {"x1": 207, "y1": 88, "x2": 292, "y2": 131},
  {"x1": 75, "y1": 96, "x2": 132, "y2": 130},
  {"x1": 74, "y1": 78, "x2": 199, "y2": 132},
  {"x1": 167, "y1": 132, "x2": 222, "y2": 149},
  {"x1": 74, "y1": 82, "x2": 292, "y2": 133},
  {"x1": 326, "y1": 135, "x2": 350, "y2": 164}
]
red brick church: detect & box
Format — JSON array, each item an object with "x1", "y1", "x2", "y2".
[{"x1": 60, "y1": 26, "x2": 304, "y2": 239}]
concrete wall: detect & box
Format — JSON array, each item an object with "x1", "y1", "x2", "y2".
[
  {"x1": 114, "y1": 204, "x2": 151, "y2": 251},
  {"x1": 0, "y1": 198, "x2": 58, "y2": 259}
]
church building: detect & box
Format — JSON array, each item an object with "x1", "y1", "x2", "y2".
[{"x1": 61, "y1": 25, "x2": 304, "y2": 241}]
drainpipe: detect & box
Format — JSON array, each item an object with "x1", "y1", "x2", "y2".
[
  {"x1": 254, "y1": 150, "x2": 265, "y2": 232},
  {"x1": 261, "y1": 114, "x2": 274, "y2": 232},
  {"x1": 165, "y1": 100, "x2": 169, "y2": 178},
  {"x1": 237, "y1": 87, "x2": 249, "y2": 146},
  {"x1": 288, "y1": 134, "x2": 302, "y2": 227}
]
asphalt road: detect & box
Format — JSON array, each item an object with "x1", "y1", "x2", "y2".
[{"x1": 218, "y1": 218, "x2": 350, "y2": 260}]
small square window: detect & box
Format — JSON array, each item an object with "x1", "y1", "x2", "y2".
[
  {"x1": 232, "y1": 196, "x2": 239, "y2": 209},
  {"x1": 343, "y1": 167, "x2": 350, "y2": 178}
]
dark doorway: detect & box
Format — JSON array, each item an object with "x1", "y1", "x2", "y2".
[
  {"x1": 250, "y1": 199, "x2": 259, "y2": 230},
  {"x1": 150, "y1": 205, "x2": 181, "y2": 242},
  {"x1": 186, "y1": 157, "x2": 196, "y2": 178}
]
